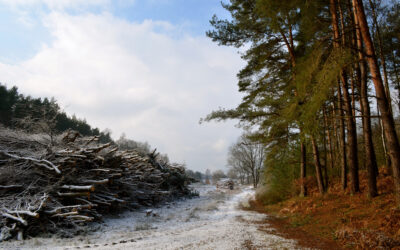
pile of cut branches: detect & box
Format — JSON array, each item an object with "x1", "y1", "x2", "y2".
[{"x1": 0, "y1": 129, "x2": 194, "y2": 241}]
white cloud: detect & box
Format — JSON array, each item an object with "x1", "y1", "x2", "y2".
[
  {"x1": 212, "y1": 139, "x2": 227, "y2": 152},
  {"x1": 0, "y1": 0, "x2": 111, "y2": 9},
  {"x1": 0, "y1": 11, "x2": 244, "y2": 172}
]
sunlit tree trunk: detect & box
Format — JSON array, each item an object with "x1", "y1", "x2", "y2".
[
  {"x1": 353, "y1": 4, "x2": 378, "y2": 197},
  {"x1": 330, "y1": 0, "x2": 359, "y2": 194},
  {"x1": 369, "y1": 0, "x2": 392, "y2": 114},
  {"x1": 311, "y1": 136, "x2": 325, "y2": 194},
  {"x1": 353, "y1": 0, "x2": 400, "y2": 206}
]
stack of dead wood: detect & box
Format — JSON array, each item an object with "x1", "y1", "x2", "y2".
[{"x1": 0, "y1": 129, "x2": 194, "y2": 241}]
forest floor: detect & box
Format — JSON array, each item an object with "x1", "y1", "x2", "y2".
[{"x1": 249, "y1": 169, "x2": 400, "y2": 249}]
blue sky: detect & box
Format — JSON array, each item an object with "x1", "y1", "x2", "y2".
[
  {"x1": 0, "y1": 0, "x2": 230, "y2": 63},
  {"x1": 0, "y1": 0, "x2": 244, "y2": 173}
]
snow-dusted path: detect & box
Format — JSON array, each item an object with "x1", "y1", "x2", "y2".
[{"x1": 1, "y1": 185, "x2": 300, "y2": 250}]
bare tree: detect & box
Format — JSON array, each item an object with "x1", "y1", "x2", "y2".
[
  {"x1": 212, "y1": 170, "x2": 226, "y2": 184},
  {"x1": 227, "y1": 134, "x2": 265, "y2": 188},
  {"x1": 14, "y1": 98, "x2": 60, "y2": 146}
]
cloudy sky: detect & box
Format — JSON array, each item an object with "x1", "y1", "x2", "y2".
[{"x1": 0, "y1": 0, "x2": 245, "y2": 173}]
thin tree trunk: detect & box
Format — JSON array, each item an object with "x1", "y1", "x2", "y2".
[
  {"x1": 378, "y1": 106, "x2": 392, "y2": 175},
  {"x1": 300, "y1": 141, "x2": 307, "y2": 197},
  {"x1": 345, "y1": 0, "x2": 358, "y2": 126},
  {"x1": 369, "y1": 0, "x2": 392, "y2": 174},
  {"x1": 389, "y1": 47, "x2": 400, "y2": 113},
  {"x1": 353, "y1": 0, "x2": 400, "y2": 206},
  {"x1": 337, "y1": 82, "x2": 348, "y2": 190},
  {"x1": 338, "y1": 0, "x2": 349, "y2": 191},
  {"x1": 331, "y1": 0, "x2": 359, "y2": 194},
  {"x1": 311, "y1": 136, "x2": 325, "y2": 194},
  {"x1": 324, "y1": 106, "x2": 335, "y2": 170},
  {"x1": 281, "y1": 24, "x2": 310, "y2": 198},
  {"x1": 331, "y1": 101, "x2": 340, "y2": 166},
  {"x1": 369, "y1": 0, "x2": 392, "y2": 114},
  {"x1": 353, "y1": 7, "x2": 378, "y2": 197},
  {"x1": 350, "y1": 76, "x2": 357, "y2": 121},
  {"x1": 322, "y1": 108, "x2": 330, "y2": 189},
  {"x1": 341, "y1": 75, "x2": 360, "y2": 194}
]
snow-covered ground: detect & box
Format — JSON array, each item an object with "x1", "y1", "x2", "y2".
[{"x1": 1, "y1": 184, "x2": 300, "y2": 250}]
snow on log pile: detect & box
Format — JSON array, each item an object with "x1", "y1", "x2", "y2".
[{"x1": 0, "y1": 129, "x2": 194, "y2": 241}]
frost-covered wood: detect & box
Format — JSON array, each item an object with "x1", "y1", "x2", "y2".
[{"x1": 0, "y1": 128, "x2": 194, "y2": 241}]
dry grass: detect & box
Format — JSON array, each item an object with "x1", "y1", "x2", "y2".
[{"x1": 251, "y1": 169, "x2": 400, "y2": 249}]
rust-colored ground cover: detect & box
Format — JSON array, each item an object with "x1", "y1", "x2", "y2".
[{"x1": 249, "y1": 169, "x2": 400, "y2": 249}]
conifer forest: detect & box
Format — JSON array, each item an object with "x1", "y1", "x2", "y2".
[
  {"x1": 1, "y1": 0, "x2": 400, "y2": 249},
  {"x1": 207, "y1": 0, "x2": 400, "y2": 247}
]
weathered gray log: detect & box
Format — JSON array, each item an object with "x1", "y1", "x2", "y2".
[
  {"x1": 1, "y1": 213, "x2": 27, "y2": 226},
  {"x1": 17, "y1": 229, "x2": 23, "y2": 241},
  {"x1": 51, "y1": 211, "x2": 79, "y2": 217},
  {"x1": 0, "y1": 185, "x2": 23, "y2": 190},
  {"x1": 61, "y1": 185, "x2": 95, "y2": 192},
  {"x1": 3, "y1": 209, "x2": 39, "y2": 218},
  {"x1": 81, "y1": 179, "x2": 109, "y2": 185},
  {"x1": 0, "y1": 151, "x2": 61, "y2": 174},
  {"x1": 44, "y1": 204, "x2": 94, "y2": 214},
  {"x1": 66, "y1": 215, "x2": 94, "y2": 221},
  {"x1": 57, "y1": 192, "x2": 90, "y2": 198}
]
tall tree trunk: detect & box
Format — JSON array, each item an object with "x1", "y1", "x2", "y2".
[
  {"x1": 350, "y1": 76, "x2": 357, "y2": 122},
  {"x1": 341, "y1": 75, "x2": 360, "y2": 194},
  {"x1": 389, "y1": 46, "x2": 400, "y2": 113},
  {"x1": 377, "y1": 106, "x2": 392, "y2": 175},
  {"x1": 322, "y1": 108, "x2": 330, "y2": 189},
  {"x1": 369, "y1": 0, "x2": 392, "y2": 114},
  {"x1": 353, "y1": 0, "x2": 400, "y2": 206},
  {"x1": 324, "y1": 106, "x2": 335, "y2": 170},
  {"x1": 311, "y1": 136, "x2": 325, "y2": 194},
  {"x1": 331, "y1": 101, "x2": 340, "y2": 166},
  {"x1": 353, "y1": 7, "x2": 378, "y2": 197},
  {"x1": 330, "y1": 0, "x2": 360, "y2": 194},
  {"x1": 280, "y1": 24, "x2": 309, "y2": 198},
  {"x1": 300, "y1": 141, "x2": 307, "y2": 197},
  {"x1": 337, "y1": 82, "x2": 348, "y2": 190},
  {"x1": 369, "y1": 0, "x2": 392, "y2": 174}
]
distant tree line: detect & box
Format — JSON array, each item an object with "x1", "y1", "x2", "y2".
[
  {"x1": 116, "y1": 133, "x2": 151, "y2": 155},
  {"x1": 185, "y1": 169, "x2": 229, "y2": 184},
  {"x1": 0, "y1": 84, "x2": 112, "y2": 142},
  {"x1": 185, "y1": 169, "x2": 204, "y2": 182}
]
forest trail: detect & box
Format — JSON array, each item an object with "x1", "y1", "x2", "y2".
[{"x1": 1, "y1": 185, "x2": 300, "y2": 250}]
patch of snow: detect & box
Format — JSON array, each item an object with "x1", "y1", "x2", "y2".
[{"x1": 0, "y1": 184, "x2": 301, "y2": 249}]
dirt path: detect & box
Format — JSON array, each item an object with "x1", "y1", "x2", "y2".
[{"x1": 1, "y1": 185, "x2": 302, "y2": 250}]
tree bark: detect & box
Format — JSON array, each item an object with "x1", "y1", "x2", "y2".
[
  {"x1": 322, "y1": 108, "x2": 329, "y2": 190},
  {"x1": 369, "y1": 0, "x2": 392, "y2": 174},
  {"x1": 368, "y1": 0, "x2": 392, "y2": 114},
  {"x1": 311, "y1": 136, "x2": 325, "y2": 195},
  {"x1": 300, "y1": 141, "x2": 307, "y2": 197},
  {"x1": 330, "y1": 0, "x2": 360, "y2": 194},
  {"x1": 353, "y1": 5, "x2": 378, "y2": 197},
  {"x1": 353, "y1": 0, "x2": 400, "y2": 206},
  {"x1": 324, "y1": 107, "x2": 334, "y2": 170},
  {"x1": 341, "y1": 76, "x2": 359, "y2": 194},
  {"x1": 337, "y1": 82, "x2": 348, "y2": 190},
  {"x1": 389, "y1": 47, "x2": 400, "y2": 113}
]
